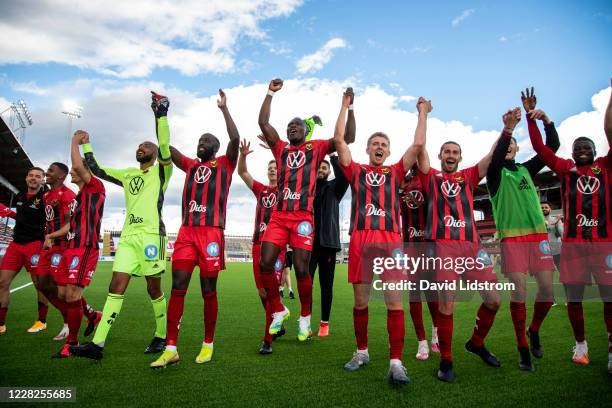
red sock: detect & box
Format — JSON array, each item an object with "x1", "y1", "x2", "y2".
[
  {"x1": 66, "y1": 300, "x2": 82, "y2": 343},
  {"x1": 0, "y1": 307, "x2": 7, "y2": 326},
  {"x1": 203, "y1": 291, "x2": 218, "y2": 344},
  {"x1": 567, "y1": 302, "x2": 585, "y2": 342},
  {"x1": 80, "y1": 297, "x2": 96, "y2": 320},
  {"x1": 529, "y1": 301, "x2": 553, "y2": 333},
  {"x1": 427, "y1": 300, "x2": 439, "y2": 327},
  {"x1": 509, "y1": 302, "x2": 528, "y2": 348},
  {"x1": 166, "y1": 289, "x2": 186, "y2": 347},
  {"x1": 37, "y1": 302, "x2": 48, "y2": 323},
  {"x1": 604, "y1": 302, "x2": 612, "y2": 353},
  {"x1": 353, "y1": 307, "x2": 368, "y2": 350},
  {"x1": 437, "y1": 312, "x2": 454, "y2": 362},
  {"x1": 263, "y1": 297, "x2": 273, "y2": 343},
  {"x1": 409, "y1": 302, "x2": 426, "y2": 341},
  {"x1": 387, "y1": 309, "x2": 405, "y2": 360},
  {"x1": 471, "y1": 303, "x2": 498, "y2": 347},
  {"x1": 296, "y1": 275, "x2": 312, "y2": 317},
  {"x1": 262, "y1": 273, "x2": 283, "y2": 313}
]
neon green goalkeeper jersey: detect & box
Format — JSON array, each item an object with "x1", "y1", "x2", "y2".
[{"x1": 83, "y1": 116, "x2": 173, "y2": 236}]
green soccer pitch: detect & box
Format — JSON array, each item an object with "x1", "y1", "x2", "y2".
[{"x1": 0, "y1": 262, "x2": 609, "y2": 407}]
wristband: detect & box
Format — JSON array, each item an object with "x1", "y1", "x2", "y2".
[
  {"x1": 348, "y1": 104, "x2": 354, "y2": 111},
  {"x1": 82, "y1": 143, "x2": 93, "y2": 154},
  {"x1": 267, "y1": 90, "x2": 275, "y2": 97}
]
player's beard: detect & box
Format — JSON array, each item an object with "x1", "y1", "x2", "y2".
[
  {"x1": 137, "y1": 153, "x2": 153, "y2": 163},
  {"x1": 198, "y1": 149, "x2": 214, "y2": 163}
]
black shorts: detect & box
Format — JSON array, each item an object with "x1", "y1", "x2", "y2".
[{"x1": 284, "y1": 251, "x2": 293, "y2": 269}]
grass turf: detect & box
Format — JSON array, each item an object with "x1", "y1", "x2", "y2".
[{"x1": 0, "y1": 262, "x2": 609, "y2": 407}]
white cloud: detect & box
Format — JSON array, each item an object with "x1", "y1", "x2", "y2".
[
  {"x1": 0, "y1": 0, "x2": 304, "y2": 78},
  {"x1": 10, "y1": 81, "x2": 48, "y2": 96},
  {"x1": 295, "y1": 38, "x2": 348, "y2": 74},
  {"x1": 452, "y1": 8, "x2": 475, "y2": 27}
]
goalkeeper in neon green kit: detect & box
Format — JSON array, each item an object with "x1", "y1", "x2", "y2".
[{"x1": 70, "y1": 92, "x2": 173, "y2": 360}]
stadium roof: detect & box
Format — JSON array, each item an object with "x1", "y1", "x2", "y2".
[{"x1": 0, "y1": 115, "x2": 33, "y2": 205}]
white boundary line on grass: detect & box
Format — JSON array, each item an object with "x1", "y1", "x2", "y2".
[{"x1": 10, "y1": 281, "x2": 33, "y2": 293}]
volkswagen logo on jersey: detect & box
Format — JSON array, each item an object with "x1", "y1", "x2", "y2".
[
  {"x1": 70, "y1": 256, "x2": 79, "y2": 269},
  {"x1": 539, "y1": 240, "x2": 552, "y2": 255},
  {"x1": 476, "y1": 249, "x2": 493, "y2": 266},
  {"x1": 286, "y1": 151, "x2": 306, "y2": 169},
  {"x1": 69, "y1": 199, "x2": 78, "y2": 214},
  {"x1": 45, "y1": 205, "x2": 54, "y2": 221},
  {"x1": 144, "y1": 244, "x2": 158, "y2": 259},
  {"x1": 129, "y1": 176, "x2": 144, "y2": 195},
  {"x1": 261, "y1": 192, "x2": 277, "y2": 208},
  {"x1": 576, "y1": 175, "x2": 600, "y2": 195},
  {"x1": 297, "y1": 221, "x2": 312, "y2": 236},
  {"x1": 51, "y1": 253, "x2": 62, "y2": 266},
  {"x1": 207, "y1": 242, "x2": 220, "y2": 257},
  {"x1": 407, "y1": 190, "x2": 424, "y2": 209},
  {"x1": 274, "y1": 258, "x2": 283, "y2": 272},
  {"x1": 606, "y1": 254, "x2": 612, "y2": 270},
  {"x1": 365, "y1": 171, "x2": 386, "y2": 187},
  {"x1": 194, "y1": 165, "x2": 212, "y2": 184},
  {"x1": 30, "y1": 254, "x2": 39, "y2": 266},
  {"x1": 441, "y1": 180, "x2": 461, "y2": 197}
]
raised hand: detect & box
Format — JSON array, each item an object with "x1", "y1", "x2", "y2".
[
  {"x1": 151, "y1": 91, "x2": 170, "y2": 118},
  {"x1": 417, "y1": 97, "x2": 433, "y2": 114},
  {"x1": 257, "y1": 134, "x2": 271, "y2": 150},
  {"x1": 342, "y1": 87, "x2": 353, "y2": 108},
  {"x1": 217, "y1": 89, "x2": 227, "y2": 109},
  {"x1": 528, "y1": 108, "x2": 550, "y2": 123},
  {"x1": 269, "y1": 78, "x2": 283, "y2": 92},
  {"x1": 521, "y1": 87, "x2": 537, "y2": 112},
  {"x1": 73, "y1": 130, "x2": 89, "y2": 144},
  {"x1": 239, "y1": 139, "x2": 253, "y2": 157},
  {"x1": 503, "y1": 107, "x2": 522, "y2": 131}
]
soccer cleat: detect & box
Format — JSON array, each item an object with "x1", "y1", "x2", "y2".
[
  {"x1": 431, "y1": 326, "x2": 440, "y2": 353},
  {"x1": 571, "y1": 341, "x2": 589, "y2": 365},
  {"x1": 527, "y1": 328, "x2": 543, "y2": 358},
  {"x1": 69, "y1": 342, "x2": 103, "y2": 360},
  {"x1": 387, "y1": 364, "x2": 410, "y2": 385},
  {"x1": 195, "y1": 344, "x2": 213, "y2": 364},
  {"x1": 465, "y1": 340, "x2": 501, "y2": 367},
  {"x1": 0, "y1": 325, "x2": 6, "y2": 335},
  {"x1": 437, "y1": 359, "x2": 455, "y2": 382},
  {"x1": 518, "y1": 347, "x2": 536, "y2": 372},
  {"x1": 144, "y1": 336, "x2": 166, "y2": 354},
  {"x1": 416, "y1": 340, "x2": 429, "y2": 360},
  {"x1": 297, "y1": 315, "x2": 312, "y2": 341},
  {"x1": 27, "y1": 320, "x2": 47, "y2": 333},
  {"x1": 84, "y1": 311, "x2": 102, "y2": 337},
  {"x1": 269, "y1": 307, "x2": 290, "y2": 335},
  {"x1": 344, "y1": 351, "x2": 370, "y2": 371},
  {"x1": 289, "y1": 291, "x2": 295, "y2": 300},
  {"x1": 272, "y1": 326, "x2": 286, "y2": 341},
  {"x1": 259, "y1": 342, "x2": 273, "y2": 355},
  {"x1": 52, "y1": 343, "x2": 76, "y2": 359},
  {"x1": 150, "y1": 349, "x2": 179, "y2": 368},
  {"x1": 53, "y1": 324, "x2": 69, "y2": 341},
  {"x1": 318, "y1": 321, "x2": 329, "y2": 337}
]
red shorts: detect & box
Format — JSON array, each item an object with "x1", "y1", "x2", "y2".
[
  {"x1": 172, "y1": 226, "x2": 225, "y2": 278},
  {"x1": 252, "y1": 242, "x2": 286, "y2": 289},
  {"x1": 261, "y1": 210, "x2": 314, "y2": 251},
  {"x1": 434, "y1": 240, "x2": 498, "y2": 283},
  {"x1": 36, "y1": 246, "x2": 64, "y2": 282},
  {"x1": 57, "y1": 247, "x2": 99, "y2": 287},
  {"x1": 400, "y1": 242, "x2": 434, "y2": 281},
  {"x1": 560, "y1": 240, "x2": 612, "y2": 285},
  {"x1": 500, "y1": 233, "x2": 554, "y2": 275},
  {"x1": 348, "y1": 230, "x2": 403, "y2": 284},
  {"x1": 0, "y1": 241, "x2": 43, "y2": 273}
]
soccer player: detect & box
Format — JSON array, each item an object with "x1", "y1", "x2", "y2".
[
  {"x1": 236, "y1": 139, "x2": 287, "y2": 354},
  {"x1": 70, "y1": 92, "x2": 173, "y2": 360},
  {"x1": 417, "y1": 115, "x2": 508, "y2": 382},
  {"x1": 487, "y1": 89, "x2": 560, "y2": 371},
  {"x1": 541, "y1": 201, "x2": 563, "y2": 270},
  {"x1": 336, "y1": 89, "x2": 432, "y2": 385},
  {"x1": 150, "y1": 89, "x2": 239, "y2": 368},
  {"x1": 399, "y1": 166, "x2": 439, "y2": 360},
  {"x1": 0, "y1": 167, "x2": 47, "y2": 335},
  {"x1": 257, "y1": 79, "x2": 354, "y2": 343},
  {"x1": 527, "y1": 79, "x2": 612, "y2": 374},
  {"x1": 52, "y1": 130, "x2": 106, "y2": 358}
]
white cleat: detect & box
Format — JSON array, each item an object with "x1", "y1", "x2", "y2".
[
  {"x1": 416, "y1": 339, "x2": 430, "y2": 360},
  {"x1": 344, "y1": 351, "x2": 370, "y2": 371},
  {"x1": 269, "y1": 306, "x2": 290, "y2": 335},
  {"x1": 571, "y1": 341, "x2": 589, "y2": 365},
  {"x1": 297, "y1": 314, "x2": 312, "y2": 341},
  {"x1": 53, "y1": 324, "x2": 69, "y2": 341}
]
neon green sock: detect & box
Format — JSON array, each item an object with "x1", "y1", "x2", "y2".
[
  {"x1": 151, "y1": 294, "x2": 167, "y2": 339},
  {"x1": 92, "y1": 293, "x2": 124, "y2": 347}
]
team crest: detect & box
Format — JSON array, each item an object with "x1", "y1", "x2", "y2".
[
  {"x1": 591, "y1": 165, "x2": 601, "y2": 175},
  {"x1": 477, "y1": 249, "x2": 493, "y2": 266},
  {"x1": 305, "y1": 143, "x2": 313, "y2": 151},
  {"x1": 539, "y1": 240, "x2": 552, "y2": 255},
  {"x1": 70, "y1": 256, "x2": 79, "y2": 269},
  {"x1": 297, "y1": 221, "x2": 313, "y2": 236},
  {"x1": 207, "y1": 242, "x2": 220, "y2": 257},
  {"x1": 33, "y1": 198, "x2": 40, "y2": 205},
  {"x1": 30, "y1": 254, "x2": 39, "y2": 266},
  {"x1": 455, "y1": 176, "x2": 464, "y2": 185},
  {"x1": 144, "y1": 245, "x2": 158, "y2": 259},
  {"x1": 274, "y1": 258, "x2": 283, "y2": 272},
  {"x1": 210, "y1": 160, "x2": 217, "y2": 168},
  {"x1": 51, "y1": 254, "x2": 62, "y2": 266},
  {"x1": 381, "y1": 167, "x2": 390, "y2": 175}
]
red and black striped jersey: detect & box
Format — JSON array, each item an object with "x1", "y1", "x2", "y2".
[
  {"x1": 68, "y1": 176, "x2": 106, "y2": 249},
  {"x1": 179, "y1": 155, "x2": 236, "y2": 228},
  {"x1": 340, "y1": 159, "x2": 405, "y2": 234},
  {"x1": 250, "y1": 180, "x2": 279, "y2": 244},
  {"x1": 43, "y1": 184, "x2": 76, "y2": 248},
  {"x1": 417, "y1": 166, "x2": 481, "y2": 243},
  {"x1": 399, "y1": 176, "x2": 426, "y2": 242},
  {"x1": 271, "y1": 139, "x2": 331, "y2": 213}
]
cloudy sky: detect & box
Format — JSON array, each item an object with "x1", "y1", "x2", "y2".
[{"x1": 0, "y1": 0, "x2": 611, "y2": 235}]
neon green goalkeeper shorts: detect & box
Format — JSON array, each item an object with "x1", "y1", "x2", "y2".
[{"x1": 113, "y1": 233, "x2": 168, "y2": 277}]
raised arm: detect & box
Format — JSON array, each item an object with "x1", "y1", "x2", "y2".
[
  {"x1": 258, "y1": 79, "x2": 283, "y2": 148},
  {"x1": 169, "y1": 146, "x2": 188, "y2": 171},
  {"x1": 71, "y1": 130, "x2": 92, "y2": 184},
  {"x1": 334, "y1": 90, "x2": 353, "y2": 166},
  {"x1": 521, "y1": 109, "x2": 560, "y2": 176},
  {"x1": 526, "y1": 112, "x2": 566, "y2": 174},
  {"x1": 486, "y1": 108, "x2": 521, "y2": 193},
  {"x1": 83, "y1": 141, "x2": 125, "y2": 187},
  {"x1": 237, "y1": 139, "x2": 255, "y2": 190},
  {"x1": 345, "y1": 88, "x2": 356, "y2": 144},
  {"x1": 329, "y1": 155, "x2": 349, "y2": 200},
  {"x1": 605, "y1": 78, "x2": 612, "y2": 147},
  {"x1": 151, "y1": 91, "x2": 172, "y2": 165},
  {"x1": 401, "y1": 97, "x2": 432, "y2": 170},
  {"x1": 217, "y1": 89, "x2": 240, "y2": 162}
]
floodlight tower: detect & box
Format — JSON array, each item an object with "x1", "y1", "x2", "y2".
[
  {"x1": 62, "y1": 101, "x2": 83, "y2": 163},
  {"x1": 0, "y1": 99, "x2": 33, "y2": 146}
]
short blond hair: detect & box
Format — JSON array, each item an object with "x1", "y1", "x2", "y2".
[{"x1": 367, "y1": 132, "x2": 390, "y2": 147}]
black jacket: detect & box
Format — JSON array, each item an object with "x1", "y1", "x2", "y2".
[{"x1": 313, "y1": 156, "x2": 349, "y2": 251}]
